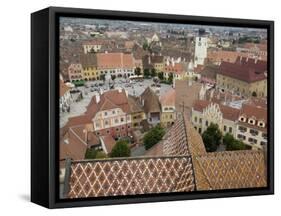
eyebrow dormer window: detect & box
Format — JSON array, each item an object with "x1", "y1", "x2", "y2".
[
  {"x1": 258, "y1": 121, "x2": 265, "y2": 127},
  {"x1": 248, "y1": 118, "x2": 255, "y2": 125},
  {"x1": 239, "y1": 116, "x2": 246, "y2": 122}
]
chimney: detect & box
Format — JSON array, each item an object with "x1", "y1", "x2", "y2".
[
  {"x1": 83, "y1": 129, "x2": 88, "y2": 143},
  {"x1": 96, "y1": 93, "x2": 100, "y2": 103}
]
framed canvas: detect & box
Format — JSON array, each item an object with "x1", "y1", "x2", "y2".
[{"x1": 31, "y1": 6, "x2": 274, "y2": 208}]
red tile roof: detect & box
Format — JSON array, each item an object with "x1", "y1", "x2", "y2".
[
  {"x1": 164, "y1": 63, "x2": 185, "y2": 74},
  {"x1": 160, "y1": 88, "x2": 176, "y2": 107},
  {"x1": 218, "y1": 57, "x2": 267, "y2": 83},
  {"x1": 96, "y1": 53, "x2": 134, "y2": 69},
  {"x1": 100, "y1": 135, "x2": 116, "y2": 154},
  {"x1": 193, "y1": 100, "x2": 240, "y2": 121}
]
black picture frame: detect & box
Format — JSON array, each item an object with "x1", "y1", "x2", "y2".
[{"x1": 31, "y1": 6, "x2": 274, "y2": 209}]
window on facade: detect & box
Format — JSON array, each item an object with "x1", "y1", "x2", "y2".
[
  {"x1": 105, "y1": 120, "x2": 109, "y2": 126},
  {"x1": 260, "y1": 141, "x2": 267, "y2": 146},
  {"x1": 238, "y1": 126, "x2": 247, "y2": 133},
  {"x1": 205, "y1": 121, "x2": 208, "y2": 126},
  {"x1": 199, "y1": 118, "x2": 202, "y2": 123},
  {"x1": 128, "y1": 125, "x2": 130, "y2": 129},
  {"x1": 112, "y1": 110, "x2": 115, "y2": 114},
  {"x1": 95, "y1": 122, "x2": 100, "y2": 128},
  {"x1": 250, "y1": 129, "x2": 259, "y2": 136},
  {"x1": 262, "y1": 133, "x2": 267, "y2": 140},
  {"x1": 229, "y1": 127, "x2": 232, "y2": 133},
  {"x1": 121, "y1": 117, "x2": 124, "y2": 122},
  {"x1": 116, "y1": 128, "x2": 119, "y2": 131},
  {"x1": 198, "y1": 128, "x2": 202, "y2": 134},
  {"x1": 107, "y1": 130, "x2": 110, "y2": 134},
  {"x1": 237, "y1": 134, "x2": 246, "y2": 140},
  {"x1": 194, "y1": 117, "x2": 197, "y2": 122},
  {"x1": 115, "y1": 119, "x2": 119, "y2": 124},
  {"x1": 248, "y1": 137, "x2": 257, "y2": 144},
  {"x1": 224, "y1": 125, "x2": 227, "y2": 132},
  {"x1": 104, "y1": 112, "x2": 107, "y2": 116}
]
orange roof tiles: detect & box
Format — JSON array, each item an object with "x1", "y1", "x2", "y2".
[
  {"x1": 193, "y1": 100, "x2": 240, "y2": 121},
  {"x1": 160, "y1": 88, "x2": 176, "y2": 107},
  {"x1": 96, "y1": 52, "x2": 134, "y2": 69},
  {"x1": 218, "y1": 57, "x2": 267, "y2": 83}
]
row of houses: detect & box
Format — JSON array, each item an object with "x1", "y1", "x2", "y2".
[
  {"x1": 60, "y1": 87, "x2": 176, "y2": 162},
  {"x1": 68, "y1": 52, "x2": 200, "y2": 83},
  {"x1": 191, "y1": 98, "x2": 267, "y2": 150},
  {"x1": 200, "y1": 56, "x2": 267, "y2": 98}
]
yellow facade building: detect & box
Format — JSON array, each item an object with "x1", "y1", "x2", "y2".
[{"x1": 217, "y1": 57, "x2": 267, "y2": 97}]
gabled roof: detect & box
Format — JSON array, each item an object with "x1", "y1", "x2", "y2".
[
  {"x1": 218, "y1": 57, "x2": 267, "y2": 83},
  {"x1": 100, "y1": 135, "x2": 116, "y2": 154},
  {"x1": 63, "y1": 114, "x2": 267, "y2": 199},
  {"x1": 85, "y1": 89, "x2": 131, "y2": 116},
  {"x1": 193, "y1": 151, "x2": 267, "y2": 190},
  {"x1": 160, "y1": 88, "x2": 176, "y2": 107},
  {"x1": 66, "y1": 156, "x2": 195, "y2": 198},
  {"x1": 140, "y1": 87, "x2": 161, "y2": 113},
  {"x1": 96, "y1": 52, "x2": 134, "y2": 69},
  {"x1": 164, "y1": 63, "x2": 185, "y2": 75},
  {"x1": 80, "y1": 53, "x2": 97, "y2": 68},
  {"x1": 193, "y1": 100, "x2": 240, "y2": 122}
]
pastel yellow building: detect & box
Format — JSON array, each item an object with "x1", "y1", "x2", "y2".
[
  {"x1": 160, "y1": 88, "x2": 176, "y2": 127},
  {"x1": 81, "y1": 54, "x2": 100, "y2": 81},
  {"x1": 217, "y1": 57, "x2": 267, "y2": 97}
]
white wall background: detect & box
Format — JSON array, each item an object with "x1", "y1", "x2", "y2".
[{"x1": 0, "y1": 0, "x2": 279, "y2": 214}]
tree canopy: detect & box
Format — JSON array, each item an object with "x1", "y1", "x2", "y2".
[
  {"x1": 134, "y1": 67, "x2": 142, "y2": 76},
  {"x1": 223, "y1": 133, "x2": 250, "y2": 151},
  {"x1": 143, "y1": 124, "x2": 165, "y2": 150},
  {"x1": 110, "y1": 140, "x2": 131, "y2": 158},
  {"x1": 202, "y1": 123, "x2": 222, "y2": 152}
]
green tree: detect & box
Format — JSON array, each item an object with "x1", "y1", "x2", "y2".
[
  {"x1": 143, "y1": 41, "x2": 149, "y2": 50},
  {"x1": 202, "y1": 123, "x2": 222, "y2": 152},
  {"x1": 157, "y1": 71, "x2": 164, "y2": 80},
  {"x1": 168, "y1": 73, "x2": 173, "y2": 84},
  {"x1": 85, "y1": 148, "x2": 98, "y2": 159},
  {"x1": 95, "y1": 151, "x2": 108, "y2": 159},
  {"x1": 134, "y1": 67, "x2": 142, "y2": 76},
  {"x1": 223, "y1": 133, "x2": 249, "y2": 151},
  {"x1": 110, "y1": 140, "x2": 131, "y2": 158},
  {"x1": 111, "y1": 74, "x2": 116, "y2": 81},
  {"x1": 143, "y1": 124, "x2": 165, "y2": 150},
  {"x1": 100, "y1": 74, "x2": 106, "y2": 82},
  {"x1": 151, "y1": 68, "x2": 157, "y2": 77},
  {"x1": 143, "y1": 68, "x2": 150, "y2": 78}
]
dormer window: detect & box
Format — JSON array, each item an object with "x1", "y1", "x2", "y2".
[
  {"x1": 258, "y1": 121, "x2": 265, "y2": 127},
  {"x1": 239, "y1": 116, "x2": 246, "y2": 122},
  {"x1": 248, "y1": 118, "x2": 256, "y2": 125}
]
